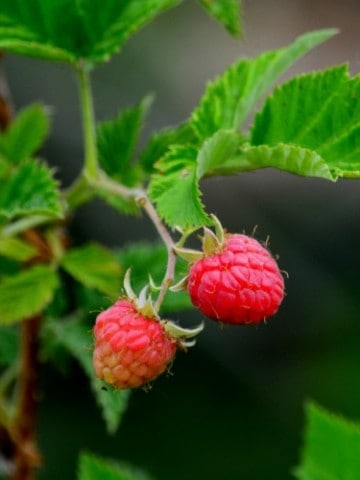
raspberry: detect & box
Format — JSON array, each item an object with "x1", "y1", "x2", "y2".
[
  {"x1": 93, "y1": 299, "x2": 177, "y2": 389},
  {"x1": 187, "y1": 234, "x2": 285, "y2": 325}
]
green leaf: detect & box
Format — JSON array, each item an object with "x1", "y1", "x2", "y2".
[
  {"x1": 196, "y1": 129, "x2": 244, "y2": 177},
  {"x1": 0, "y1": 0, "x2": 182, "y2": 64},
  {"x1": 252, "y1": 66, "x2": 360, "y2": 179},
  {"x1": 148, "y1": 130, "x2": 246, "y2": 229},
  {"x1": 148, "y1": 130, "x2": 244, "y2": 229},
  {"x1": 117, "y1": 242, "x2": 191, "y2": 313},
  {"x1": 0, "y1": 236, "x2": 38, "y2": 261},
  {"x1": 0, "y1": 326, "x2": 19, "y2": 365},
  {"x1": 191, "y1": 29, "x2": 337, "y2": 140},
  {"x1": 0, "y1": 104, "x2": 50, "y2": 165},
  {"x1": 148, "y1": 145, "x2": 209, "y2": 229},
  {"x1": 0, "y1": 265, "x2": 59, "y2": 325},
  {"x1": 77, "y1": 0, "x2": 183, "y2": 64},
  {"x1": 61, "y1": 244, "x2": 122, "y2": 299},
  {"x1": 78, "y1": 451, "x2": 152, "y2": 480},
  {"x1": 139, "y1": 122, "x2": 198, "y2": 174},
  {"x1": 210, "y1": 143, "x2": 336, "y2": 180},
  {"x1": 97, "y1": 95, "x2": 152, "y2": 183},
  {"x1": 0, "y1": 160, "x2": 63, "y2": 220},
  {"x1": 295, "y1": 402, "x2": 360, "y2": 480},
  {"x1": 0, "y1": 257, "x2": 21, "y2": 280},
  {"x1": 48, "y1": 318, "x2": 130, "y2": 434},
  {"x1": 197, "y1": 0, "x2": 242, "y2": 36}
]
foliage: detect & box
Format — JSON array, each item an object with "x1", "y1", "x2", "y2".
[
  {"x1": 295, "y1": 403, "x2": 360, "y2": 480},
  {"x1": 0, "y1": 0, "x2": 359, "y2": 479},
  {"x1": 78, "y1": 452, "x2": 153, "y2": 480}
]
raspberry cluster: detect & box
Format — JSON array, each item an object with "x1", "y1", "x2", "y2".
[{"x1": 93, "y1": 218, "x2": 285, "y2": 391}]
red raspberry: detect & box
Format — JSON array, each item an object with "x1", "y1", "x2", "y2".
[
  {"x1": 187, "y1": 234, "x2": 284, "y2": 325},
  {"x1": 93, "y1": 299, "x2": 177, "y2": 389}
]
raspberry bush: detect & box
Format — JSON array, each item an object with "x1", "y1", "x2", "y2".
[{"x1": 0, "y1": 1, "x2": 359, "y2": 479}]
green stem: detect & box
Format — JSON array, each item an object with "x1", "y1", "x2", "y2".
[
  {"x1": 138, "y1": 197, "x2": 177, "y2": 311},
  {"x1": 2, "y1": 216, "x2": 52, "y2": 238},
  {"x1": 87, "y1": 174, "x2": 177, "y2": 310},
  {"x1": 76, "y1": 63, "x2": 98, "y2": 180},
  {"x1": 64, "y1": 175, "x2": 94, "y2": 210}
]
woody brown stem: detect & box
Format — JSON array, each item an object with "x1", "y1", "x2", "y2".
[{"x1": 10, "y1": 316, "x2": 42, "y2": 480}]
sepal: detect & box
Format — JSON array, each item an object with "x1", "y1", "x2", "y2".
[
  {"x1": 173, "y1": 214, "x2": 227, "y2": 263},
  {"x1": 173, "y1": 246, "x2": 203, "y2": 263},
  {"x1": 210, "y1": 214, "x2": 226, "y2": 244},
  {"x1": 202, "y1": 227, "x2": 221, "y2": 255},
  {"x1": 123, "y1": 269, "x2": 136, "y2": 301},
  {"x1": 169, "y1": 275, "x2": 188, "y2": 292},
  {"x1": 163, "y1": 320, "x2": 204, "y2": 348}
]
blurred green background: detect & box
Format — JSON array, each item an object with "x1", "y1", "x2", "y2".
[{"x1": 2, "y1": 0, "x2": 360, "y2": 478}]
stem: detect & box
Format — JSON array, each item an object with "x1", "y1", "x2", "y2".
[
  {"x1": 76, "y1": 63, "x2": 98, "y2": 180},
  {"x1": 89, "y1": 174, "x2": 178, "y2": 311},
  {"x1": 88, "y1": 172, "x2": 142, "y2": 201},
  {"x1": 64, "y1": 174, "x2": 95, "y2": 210},
  {"x1": 136, "y1": 195, "x2": 177, "y2": 311},
  {"x1": 11, "y1": 316, "x2": 42, "y2": 480},
  {"x1": 2, "y1": 216, "x2": 52, "y2": 238}
]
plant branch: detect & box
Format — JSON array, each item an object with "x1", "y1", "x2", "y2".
[
  {"x1": 11, "y1": 315, "x2": 42, "y2": 480},
  {"x1": 88, "y1": 173, "x2": 177, "y2": 310},
  {"x1": 137, "y1": 195, "x2": 177, "y2": 311},
  {"x1": 63, "y1": 174, "x2": 95, "y2": 210},
  {"x1": 70, "y1": 59, "x2": 179, "y2": 310},
  {"x1": 76, "y1": 63, "x2": 98, "y2": 180}
]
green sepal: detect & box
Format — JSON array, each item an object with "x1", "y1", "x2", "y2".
[{"x1": 116, "y1": 242, "x2": 191, "y2": 313}]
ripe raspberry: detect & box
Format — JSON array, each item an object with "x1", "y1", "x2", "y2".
[
  {"x1": 187, "y1": 234, "x2": 285, "y2": 325},
  {"x1": 93, "y1": 299, "x2": 177, "y2": 389}
]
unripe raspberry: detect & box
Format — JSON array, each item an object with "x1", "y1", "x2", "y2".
[
  {"x1": 187, "y1": 234, "x2": 284, "y2": 325},
  {"x1": 93, "y1": 299, "x2": 177, "y2": 389}
]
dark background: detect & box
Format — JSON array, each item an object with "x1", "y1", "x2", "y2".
[{"x1": 3, "y1": 0, "x2": 360, "y2": 479}]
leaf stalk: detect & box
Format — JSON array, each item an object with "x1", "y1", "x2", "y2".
[{"x1": 76, "y1": 63, "x2": 98, "y2": 180}]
